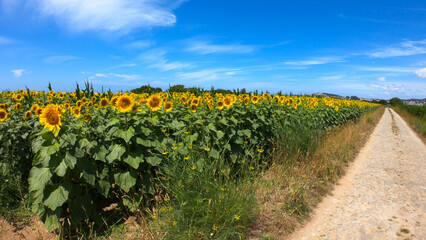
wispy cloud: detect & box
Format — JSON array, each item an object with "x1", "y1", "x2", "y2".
[
  {"x1": 125, "y1": 40, "x2": 154, "y2": 49},
  {"x1": 44, "y1": 55, "x2": 80, "y2": 64},
  {"x1": 140, "y1": 49, "x2": 193, "y2": 71},
  {"x1": 35, "y1": 0, "x2": 183, "y2": 34},
  {"x1": 367, "y1": 39, "x2": 426, "y2": 58},
  {"x1": 377, "y1": 77, "x2": 386, "y2": 82},
  {"x1": 0, "y1": 36, "x2": 18, "y2": 45},
  {"x1": 319, "y1": 75, "x2": 345, "y2": 80},
  {"x1": 415, "y1": 68, "x2": 426, "y2": 78},
  {"x1": 11, "y1": 69, "x2": 29, "y2": 77},
  {"x1": 284, "y1": 57, "x2": 345, "y2": 66},
  {"x1": 355, "y1": 66, "x2": 414, "y2": 73},
  {"x1": 90, "y1": 73, "x2": 143, "y2": 80},
  {"x1": 176, "y1": 68, "x2": 240, "y2": 82},
  {"x1": 186, "y1": 40, "x2": 256, "y2": 54}
]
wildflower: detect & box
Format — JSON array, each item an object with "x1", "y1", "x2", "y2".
[
  {"x1": 184, "y1": 156, "x2": 190, "y2": 160},
  {"x1": 217, "y1": 100, "x2": 224, "y2": 110},
  {"x1": 39, "y1": 104, "x2": 62, "y2": 136},
  {"x1": 164, "y1": 101, "x2": 173, "y2": 112},
  {"x1": 234, "y1": 214, "x2": 240, "y2": 220},
  {"x1": 116, "y1": 95, "x2": 134, "y2": 113},
  {"x1": 147, "y1": 94, "x2": 163, "y2": 111},
  {"x1": 205, "y1": 147, "x2": 211, "y2": 152},
  {"x1": 100, "y1": 98, "x2": 109, "y2": 108},
  {"x1": 0, "y1": 109, "x2": 7, "y2": 122},
  {"x1": 257, "y1": 148, "x2": 264, "y2": 153},
  {"x1": 83, "y1": 113, "x2": 92, "y2": 122},
  {"x1": 25, "y1": 111, "x2": 32, "y2": 120},
  {"x1": 162, "y1": 151, "x2": 169, "y2": 155}
]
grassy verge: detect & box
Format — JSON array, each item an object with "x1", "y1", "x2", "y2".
[
  {"x1": 250, "y1": 107, "x2": 385, "y2": 239},
  {"x1": 392, "y1": 107, "x2": 426, "y2": 144}
]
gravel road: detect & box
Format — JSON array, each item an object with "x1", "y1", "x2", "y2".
[{"x1": 289, "y1": 108, "x2": 425, "y2": 240}]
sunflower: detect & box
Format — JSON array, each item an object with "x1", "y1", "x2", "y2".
[
  {"x1": 190, "y1": 104, "x2": 197, "y2": 113},
  {"x1": 14, "y1": 103, "x2": 22, "y2": 111},
  {"x1": 25, "y1": 111, "x2": 32, "y2": 119},
  {"x1": 116, "y1": 95, "x2": 134, "y2": 113},
  {"x1": 0, "y1": 109, "x2": 7, "y2": 122},
  {"x1": 83, "y1": 113, "x2": 92, "y2": 122},
  {"x1": 100, "y1": 98, "x2": 109, "y2": 108},
  {"x1": 72, "y1": 107, "x2": 81, "y2": 118},
  {"x1": 0, "y1": 104, "x2": 4, "y2": 110},
  {"x1": 335, "y1": 106, "x2": 339, "y2": 111},
  {"x1": 58, "y1": 92, "x2": 65, "y2": 99},
  {"x1": 164, "y1": 101, "x2": 173, "y2": 112},
  {"x1": 244, "y1": 98, "x2": 249, "y2": 105},
  {"x1": 223, "y1": 97, "x2": 233, "y2": 108},
  {"x1": 111, "y1": 96, "x2": 119, "y2": 106},
  {"x1": 4, "y1": 102, "x2": 9, "y2": 109},
  {"x1": 47, "y1": 96, "x2": 53, "y2": 102},
  {"x1": 14, "y1": 94, "x2": 23, "y2": 101},
  {"x1": 35, "y1": 107, "x2": 43, "y2": 116},
  {"x1": 147, "y1": 94, "x2": 163, "y2": 111},
  {"x1": 251, "y1": 96, "x2": 259, "y2": 104},
  {"x1": 31, "y1": 104, "x2": 39, "y2": 112},
  {"x1": 39, "y1": 104, "x2": 62, "y2": 136},
  {"x1": 217, "y1": 100, "x2": 224, "y2": 110}
]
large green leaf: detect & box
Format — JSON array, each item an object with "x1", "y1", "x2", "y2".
[
  {"x1": 29, "y1": 167, "x2": 52, "y2": 192},
  {"x1": 96, "y1": 180, "x2": 110, "y2": 197},
  {"x1": 44, "y1": 182, "x2": 71, "y2": 211},
  {"x1": 116, "y1": 126, "x2": 135, "y2": 143},
  {"x1": 123, "y1": 152, "x2": 144, "y2": 169},
  {"x1": 106, "y1": 144, "x2": 126, "y2": 164},
  {"x1": 114, "y1": 169, "x2": 137, "y2": 192},
  {"x1": 92, "y1": 145, "x2": 108, "y2": 162},
  {"x1": 44, "y1": 207, "x2": 62, "y2": 231},
  {"x1": 146, "y1": 156, "x2": 162, "y2": 166}
]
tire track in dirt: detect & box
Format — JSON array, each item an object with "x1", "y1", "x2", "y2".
[{"x1": 289, "y1": 108, "x2": 425, "y2": 240}]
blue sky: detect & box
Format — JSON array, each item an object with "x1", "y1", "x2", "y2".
[{"x1": 0, "y1": 0, "x2": 425, "y2": 99}]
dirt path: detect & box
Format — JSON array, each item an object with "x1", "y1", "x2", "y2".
[{"x1": 290, "y1": 108, "x2": 425, "y2": 240}]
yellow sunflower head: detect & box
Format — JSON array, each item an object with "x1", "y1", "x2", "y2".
[
  {"x1": 0, "y1": 109, "x2": 7, "y2": 122},
  {"x1": 25, "y1": 111, "x2": 32, "y2": 120},
  {"x1": 111, "y1": 96, "x2": 119, "y2": 106},
  {"x1": 217, "y1": 100, "x2": 224, "y2": 110},
  {"x1": 223, "y1": 97, "x2": 233, "y2": 108},
  {"x1": 116, "y1": 95, "x2": 134, "y2": 113},
  {"x1": 35, "y1": 107, "x2": 43, "y2": 116},
  {"x1": 39, "y1": 104, "x2": 62, "y2": 136},
  {"x1": 14, "y1": 103, "x2": 22, "y2": 111},
  {"x1": 100, "y1": 98, "x2": 109, "y2": 108},
  {"x1": 164, "y1": 101, "x2": 173, "y2": 112},
  {"x1": 244, "y1": 97, "x2": 249, "y2": 106},
  {"x1": 72, "y1": 107, "x2": 81, "y2": 118},
  {"x1": 190, "y1": 104, "x2": 197, "y2": 113},
  {"x1": 83, "y1": 113, "x2": 92, "y2": 122},
  {"x1": 31, "y1": 104, "x2": 39, "y2": 112},
  {"x1": 251, "y1": 96, "x2": 259, "y2": 104},
  {"x1": 147, "y1": 94, "x2": 163, "y2": 111}
]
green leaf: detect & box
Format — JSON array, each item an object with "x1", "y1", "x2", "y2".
[
  {"x1": 29, "y1": 167, "x2": 52, "y2": 192},
  {"x1": 92, "y1": 145, "x2": 108, "y2": 162},
  {"x1": 114, "y1": 169, "x2": 137, "y2": 192},
  {"x1": 44, "y1": 182, "x2": 71, "y2": 211},
  {"x1": 106, "y1": 144, "x2": 126, "y2": 164},
  {"x1": 64, "y1": 152, "x2": 77, "y2": 169},
  {"x1": 54, "y1": 159, "x2": 67, "y2": 177},
  {"x1": 60, "y1": 133, "x2": 76, "y2": 145},
  {"x1": 123, "y1": 153, "x2": 144, "y2": 169},
  {"x1": 146, "y1": 156, "x2": 162, "y2": 166},
  {"x1": 168, "y1": 119, "x2": 185, "y2": 130},
  {"x1": 116, "y1": 126, "x2": 135, "y2": 143},
  {"x1": 136, "y1": 137, "x2": 152, "y2": 147},
  {"x1": 96, "y1": 180, "x2": 110, "y2": 198},
  {"x1": 44, "y1": 207, "x2": 62, "y2": 232}
]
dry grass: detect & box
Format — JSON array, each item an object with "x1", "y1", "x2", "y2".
[
  {"x1": 250, "y1": 107, "x2": 385, "y2": 239},
  {"x1": 392, "y1": 107, "x2": 426, "y2": 145}
]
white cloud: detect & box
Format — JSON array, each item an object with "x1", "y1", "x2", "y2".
[
  {"x1": 377, "y1": 77, "x2": 386, "y2": 82},
  {"x1": 125, "y1": 40, "x2": 154, "y2": 49},
  {"x1": 44, "y1": 55, "x2": 80, "y2": 64},
  {"x1": 140, "y1": 49, "x2": 193, "y2": 71},
  {"x1": 355, "y1": 66, "x2": 414, "y2": 73},
  {"x1": 415, "y1": 68, "x2": 426, "y2": 78},
  {"x1": 0, "y1": 36, "x2": 17, "y2": 44},
  {"x1": 368, "y1": 39, "x2": 426, "y2": 58},
  {"x1": 11, "y1": 69, "x2": 27, "y2": 77},
  {"x1": 186, "y1": 40, "x2": 256, "y2": 54},
  {"x1": 91, "y1": 73, "x2": 142, "y2": 80},
  {"x1": 35, "y1": 0, "x2": 183, "y2": 34},
  {"x1": 284, "y1": 57, "x2": 345, "y2": 66},
  {"x1": 319, "y1": 75, "x2": 345, "y2": 80},
  {"x1": 176, "y1": 68, "x2": 240, "y2": 82}
]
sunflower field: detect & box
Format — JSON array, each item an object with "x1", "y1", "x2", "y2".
[{"x1": 0, "y1": 88, "x2": 379, "y2": 235}]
